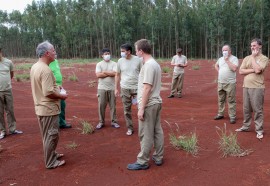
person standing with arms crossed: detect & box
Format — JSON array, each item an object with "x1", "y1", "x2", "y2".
[
  {"x1": 115, "y1": 43, "x2": 142, "y2": 136},
  {"x1": 127, "y1": 39, "x2": 164, "y2": 170},
  {"x1": 0, "y1": 47, "x2": 23, "y2": 140},
  {"x1": 30, "y1": 41, "x2": 67, "y2": 169},
  {"x1": 168, "y1": 48, "x2": 188, "y2": 98},
  {"x1": 49, "y1": 58, "x2": 72, "y2": 129},
  {"x1": 235, "y1": 38, "x2": 269, "y2": 140},
  {"x1": 95, "y1": 48, "x2": 119, "y2": 129},
  {"x1": 214, "y1": 45, "x2": 239, "y2": 124}
]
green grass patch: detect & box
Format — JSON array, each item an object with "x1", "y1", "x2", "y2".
[
  {"x1": 162, "y1": 66, "x2": 171, "y2": 73},
  {"x1": 59, "y1": 58, "x2": 99, "y2": 65},
  {"x1": 15, "y1": 63, "x2": 33, "y2": 70},
  {"x1": 68, "y1": 72, "x2": 78, "y2": 81},
  {"x1": 15, "y1": 73, "x2": 30, "y2": 82},
  {"x1": 216, "y1": 124, "x2": 253, "y2": 157}
]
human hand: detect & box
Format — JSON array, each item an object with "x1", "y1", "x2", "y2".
[
  {"x1": 61, "y1": 93, "x2": 68, "y2": 100},
  {"x1": 251, "y1": 49, "x2": 259, "y2": 57},
  {"x1": 138, "y1": 108, "x2": 144, "y2": 121},
  {"x1": 115, "y1": 89, "x2": 119, "y2": 97}
]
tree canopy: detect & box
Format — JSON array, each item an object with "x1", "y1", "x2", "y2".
[{"x1": 0, "y1": 0, "x2": 269, "y2": 59}]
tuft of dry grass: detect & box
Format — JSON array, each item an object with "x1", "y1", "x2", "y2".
[
  {"x1": 80, "y1": 120, "x2": 95, "y2": 134},
  {"x1": 216, "y1": 124, "x2": 253, "y2": 158},
  {"x1": 65, "y1": 141, "x2": 79, "y2": 149},
  {"x1": 88, "y1": 80, "x2": 97, "y2": 87},
  {"x1": 165, "y1": 120, "x2": 199, "y2": 156}
]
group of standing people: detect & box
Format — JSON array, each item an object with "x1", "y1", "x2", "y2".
[
  {"x1": 1, "y1": 37, "x2": 268, "y2": 171},
  {"x1": 214, "y1": 38, "x2": 269, "y2": 140},
  {"x1": 95, "y1": 40, "x2": 164, "y2": 170}
]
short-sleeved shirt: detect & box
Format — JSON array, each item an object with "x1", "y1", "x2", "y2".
[
  {"x1": 30, "y1": 61, "x2": 60, "y2": 116},
  {"x1": 116, "y1": 55, "x2": 142, "y2": 89},
  {"x1": 216, "y1": 55, "x2": 239, "y2": 84},
  {"x1": 240, "y1": 54, "x2": 269, "y2": 88},
  {"x1": 49, "y1": 59, "x2": 63, "y2": 86},
  {"x1": 137, "y1": 58, "x2": 162, "y2": 109},
  {"x1": 0, "y1": 58, "x2": 14, "y2": 91},
  {"x1": 96, "y1": 60, "x2": 117, "y2": 90},
  {"x1": 171, "y1": 55, "x2": 188, "y2": 74}
]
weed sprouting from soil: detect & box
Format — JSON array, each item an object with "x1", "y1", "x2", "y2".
[
  {"x1": 165, "y1": 120, "x2": 199, "y2": 156},
  {"x1": 162, "y1": 66, "x2": 171, "y2": 73},
  {"x1": 216, "y1": 124, "x2": 253, "y2": 158},
  {"x1": 65, "y1": 141, "x2": 79, "y2": 149},
  {"x1": 80, "y1": 120, "x2": 95, "y2": 134},
  {"x1": 68, "y1": 72, "x2": 78, "y2": 81},
  {"x1": 192, "y1": 64, "x2": 200, "y2": 70}
]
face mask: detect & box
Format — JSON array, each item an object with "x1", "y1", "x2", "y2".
[
  {"x1": 121, "y1": 52, "x2": 126, "y2": 58},
  {"x1": 222, "y1": 51, "x2": 228, "y2": 57},
  {"x1": 103, "y1": 55, "x2": 110, "y2": 61}
]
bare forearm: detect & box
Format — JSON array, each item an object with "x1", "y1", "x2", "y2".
[
  {"x1": 104, "y1": 71, "x2": 116, "y2": 77},
  {"x1": 239, "y1": 68, "x2": 255, "y2": 75},
  {"x1": 47, "y1": 92, "x2": 67, "y2": 100}
]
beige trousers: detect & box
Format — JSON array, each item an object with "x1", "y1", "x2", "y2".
[
  {"x1": 242, "y1": 88, "x2": 264, "y2": 134},
  {"x1": 37, "y1": 115, "x2": 61, "y2": 169},
  {"x1": 217, "y1": 82, "x2": 236, "y2": 119},
  {"x1": 170, "y1": 73, "x2": 184, "y2": 96},
  {"x1": 137, "y1": 103, "x2": 164, "y2": 165},
  {"x1": 121, "y1": 88, "x2": 137, "y2": 131},
  {"x1": 97, "y1": 89, "x2": 117, "y2": 124},
  {"x1": 0, "y1": 89, "x2": 16, "y2": 133}
]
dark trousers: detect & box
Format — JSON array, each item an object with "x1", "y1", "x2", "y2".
[{"x1": 59, "y1": 100, "x2": 66, "y2": 127}]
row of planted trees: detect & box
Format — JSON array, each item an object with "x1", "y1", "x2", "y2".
[{"x1": 0, "y1": 0, "x2": 270, "y2": 59}]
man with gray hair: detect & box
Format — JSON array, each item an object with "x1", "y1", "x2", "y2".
[
  {"x1": 30, "y1": 41, "x2": 67, "y2": 169},
  {"x1": 214, "y1": 45, "x2": 239, "y2": 124},
  {"x1": 0, "y1": 47, "x2": 23, "y2": 140}
]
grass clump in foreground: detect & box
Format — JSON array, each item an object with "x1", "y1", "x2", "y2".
[
  {"x1": 216, "y1": 124, "x2": 253, "y2": 158},
  {"x1": 165, "y1": 120, "x2": 199, "y2": 156},
  {"x1": 80, "y1": 120, "x2": 95, "y2": 134},
  {"x1": 65, "y1": 141, "x2": 79, "y2": 149},
  {"x1": 68, "y1": 72, "x2": 78, "y2": 81}
]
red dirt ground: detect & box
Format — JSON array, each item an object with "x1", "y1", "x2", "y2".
[{"x1": 0, "y1": 59, "x2": 270, "y2": 186}]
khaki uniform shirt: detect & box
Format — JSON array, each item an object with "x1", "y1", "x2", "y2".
[
  {"x1": 116, "y1": 55, "x2": 142, "y2": 89},
  {"x1": 0, "y1": 58, "x2": 14, "y2": 91},
  {"x1": 137, "y1": 58, "x2": 162, "y2": 109},
  {"x1": 96, "y1": 60, "x2": 117, "y2": 90},
  {"x1": 240, "y1": 54, "x2": 269, "y2": 88},
  {"x1": 30, "y1": 61, "x2": 60, "y2": 116}
]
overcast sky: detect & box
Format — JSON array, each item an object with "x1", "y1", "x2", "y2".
[{"x1": 0, "y1": 0, "x2": 34, "y2": 13}]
